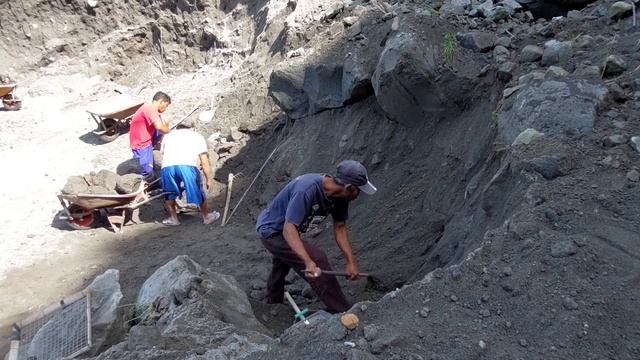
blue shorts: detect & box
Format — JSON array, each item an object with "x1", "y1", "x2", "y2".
[{"x1": 161, "y1": 165, "x2": 205, "y2": 205}]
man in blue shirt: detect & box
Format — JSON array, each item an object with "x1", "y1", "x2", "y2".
[{"x1": 256, "y1": 160, "x2": 377, "y2": 313}]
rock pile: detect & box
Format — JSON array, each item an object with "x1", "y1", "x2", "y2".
[{"x1": 62, "y1": 170, "x2": 141, "y2": 195}]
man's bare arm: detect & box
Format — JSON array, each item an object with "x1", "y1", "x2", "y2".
[
  {"x1": 334, "y1": 221, "x2": 360, "y2": 280},
  {"x1": 199, "y1": 153, "x2": 213, "y2": 190},
  {"x1": 153, "y1": 119, "x2": 170, "y2": 133}
]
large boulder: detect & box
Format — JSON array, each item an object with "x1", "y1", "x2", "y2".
[
  {"x1": 372, "y1": 33, "x2": 442, "y2": 127},
  {"x1": 135, "y1": 255, "x2": 267, "y2": 334},
  {"x1": 87, "y1": 270, "x2": 125, "y2": 354},
  {"x1": 93, "y1": 257, "x2": 272, "y2": 359},
  {"x1": 497, "y1": 79, "x2": 608, "y2": 143},
  {"x1": 342, "y1": 53, "x2": 376, "y2": 104},
  {"x1": 303, "y1": 63, "x2": 344, "y2": 113},
  {"x1": 269, "y1": 58, "x2": 309, "y2": 119}
]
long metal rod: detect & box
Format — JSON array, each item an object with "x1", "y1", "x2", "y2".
[{"x1": 224, "y1": 142, "x2": 283, "y2": 225}]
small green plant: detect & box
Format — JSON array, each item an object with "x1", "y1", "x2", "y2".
[{"x1": 442, "y1": 33, "x2": 458, "y2": 64}]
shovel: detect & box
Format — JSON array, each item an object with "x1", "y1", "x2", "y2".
[{"x1": 198, "y1": 96, "x2": 216, "y2": 123}]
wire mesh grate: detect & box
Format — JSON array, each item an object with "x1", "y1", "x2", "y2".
[{"x1": 16, "y1": 292, "x2": 90, "y2": 360}]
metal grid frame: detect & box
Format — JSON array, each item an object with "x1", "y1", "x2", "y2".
[{"x1": 8, "y1": 291, "x2": 92, "y2": 360}]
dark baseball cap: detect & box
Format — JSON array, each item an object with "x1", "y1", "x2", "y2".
[{"x1": 335, "y1": 160, "x2": 377, "y2": 195}]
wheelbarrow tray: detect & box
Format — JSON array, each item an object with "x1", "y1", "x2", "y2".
[
  {"x1": 0, "y1": 84, "x2": 16, "y2": 98},
  {"x1": 86, "y1": 99, "x2": 143, "y2": 120},
  {"x1": 58, "y1": 180, "x2": 145, "y2": 210}
]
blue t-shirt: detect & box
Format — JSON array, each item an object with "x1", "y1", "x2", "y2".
[{"x1": 256, "y1": 173, "x2": 349, "y2": 239}]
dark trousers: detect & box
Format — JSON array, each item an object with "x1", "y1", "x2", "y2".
[{"x1": 261, "y1": 234, "x2": 351, "y2": 313}]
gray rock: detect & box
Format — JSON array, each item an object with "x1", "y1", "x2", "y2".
[
  {"x1": 496, "y1": 36, "x2": 512, "y2": 48},
  {"x1": 512, "y1": 128, "x2": 544, "y2": 146},
  {"x1": 627, "y1": 170, "x2": 640, "y2": 182},
  {"x1": 497, "y1": 61, "x2": 516, "y2": 82},
  {"x1": 519, "y1": 45, "x2": 543, "y2": 63},
  {"x1": 441, "y1": 0, "x2": 470, "y2": 15},
  {"x1": 343, "y1": 53, "x2": 375, "y2": 104},
  {"x1": 95, "y1": 170, "x2": 118, "y2": 190},
  {"x1": 575, "y1": 35, "x2": 594, "y2": 49},
  {"x1": 269, "y1": 59, "x2": 309, "y2": 119},
  {"x1": 115, "y1": 174, "x2": 142, "y2": 194},
  {"x1": 229, "y1": 127, "x2": 243, "y2": 141},
  {"x1": 343, "y1": 16, "x2": 358, "y2": 27},
  {"x1": 487, "y1": 6, "x2": 510, "y2": 22},
  {"x1": 303, "y1": 63, "x2": 345, "y2": 113},
  {"x1": 493, "y1": 45, "x2": 511, "y2": 63},
  {"x1": 346, "y1": 21, "x2": 362, "y2": 38},
  {"x1": 457, "y1": 31, "x2": 497, "y2": 52},
  {"x1": 478, "y1": 0, "x2": 495, "y2": 17},
  {"x1": 497, "y1": 80, "x2": 607, "y2": 143},
  {"x1": 370, "y1": 333, "x2": 406, "y2": 354},
  {"x1": 607, "y1": 82, "x2": 627, "y2": 102},
  {"x1": 479, "y1": 309, "x2": 491, "y2": 317},
  {"x1": 372, "y1": 33, "x2": 443, "y2": 128},
  {"x1": 603, "y1": 55, "x2": 627, "y2": 77},
  {"x1": 62, "y1": 175, "x2": 89, "y2": 195},
  {"x1": 420, "y1": 307, "x2": 430, "y2": 317},
  {"x1": 501, "y1": 0, "x2": 522, "y2": 14},
  {"x1": 518, "y1": 71, "x2": 545, "y2": 85},
  {"x1": 629, "y1": 136, "x2": 640, "y2": 153},
  {"x1": 136, "y1": 256, "x2": 267, "y2": 334},
  {"x1": 322, "y1": 2, "x2": 344, "y2": 20},
  {"x1": 567, "y1": 10, "x2": 582, "y2": 19},
  {"x1": 526, "y1": 154, "x2": 575, "y2": 180},
  {"x1": 551, "y1": 239, "x2": 578, "y2": 257},
  {"x1": 573, "y1": 64, "x2": 601, "y2": 78},
  {"x1": 609, "y1": 2, "x2": 634, "y2": 20},
  {"x1": 541, "y1": 40, "x2": 573, "y2": 66},
  {"x1": 519, "y1": 338, "x2": 529, "y2": 347},
  {"x1": 347, "y1": 349, "x2": 380, "y2": 360},
  {"x1": 546, "y1": 65, "x2": 568, "y2": 77},
  {"x1": 364, "y1": 324, "x2": 379, "y2": 341},
  {"x1": 86, "y1": 269, "x2": 124, "y2": 354},
  {"x1": 127, "y1": 325, "x2": 165, "y2": 350},
  {"x1": 562, "y1": 296, "x2": 579, "y2": 310},
  {"x1": 602, "y1": 135, "x2": 627, "y2": 148}
]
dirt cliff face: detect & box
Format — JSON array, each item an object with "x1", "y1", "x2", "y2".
[{"x1": 1, "y1": 0, "x2": 640, "y2": 359}]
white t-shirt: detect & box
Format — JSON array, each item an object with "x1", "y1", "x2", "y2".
[{"x1": 160, "y1": 129, "x2": 208, "y2": 168}]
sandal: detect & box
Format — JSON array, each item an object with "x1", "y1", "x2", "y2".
[
  {"x1": 161, "y1": 218, "x2": 180, "y2": 226},
  {"x1": 203, "y1": 211, "x2": 220, "y2": 225}
]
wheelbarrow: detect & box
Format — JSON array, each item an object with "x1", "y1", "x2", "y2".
[
  {"x1": 86, "y1": 97, "x2": 144, "y2": 142},
  {"x1": 0, "y1": 84, "x2": 21, "y2": 111},
  {"x1": 57, "y1": 179, "x2": 167, "y2": 233}
]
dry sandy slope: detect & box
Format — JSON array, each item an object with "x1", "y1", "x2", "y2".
[{"x1": 0, "y1": 57, "x2": 245, "y2": 351}]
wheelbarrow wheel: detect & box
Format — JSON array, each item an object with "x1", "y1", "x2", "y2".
[
  {"x1": 2, "y1": 99, "x2": 21, "y2": 111},
  {"x1": 67, "y1": 204, "x2": 95, "y2": 230},
  {"x1": 99, "y1": 118, "x2": 120, "y2": 142}
]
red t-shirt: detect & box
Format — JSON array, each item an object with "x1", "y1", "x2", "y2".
[{"x1": 129, "y1": 104, "x2": 161, "y2": 149}]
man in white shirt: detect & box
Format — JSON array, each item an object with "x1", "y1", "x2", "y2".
[{"x1": 160, "y1": 119, "x2": 219, "y2": 225}]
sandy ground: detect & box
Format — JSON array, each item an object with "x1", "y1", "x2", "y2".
[{"x1": 0, "y1": 62, "x2": 240, "y2": 351}]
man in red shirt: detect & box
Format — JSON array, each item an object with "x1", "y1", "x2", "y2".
[{"x1": 129, "y1": 92, "x2": 171, "y2": 181}]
